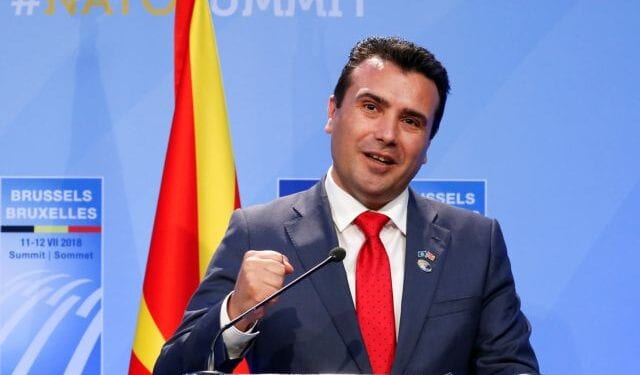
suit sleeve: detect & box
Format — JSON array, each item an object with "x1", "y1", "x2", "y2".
[
  {"x1": 473, "y1": 219, "x2": 540, "y2": 375},
  {"x1": 153, "y1": 209, "x2": 251, "y2": 374}
]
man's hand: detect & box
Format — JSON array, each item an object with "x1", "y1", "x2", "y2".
[{"x1": 227, "y1": 250, "x2": 294, "y2": 331}]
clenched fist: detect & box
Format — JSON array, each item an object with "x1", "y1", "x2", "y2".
[{"x1": 227, "y1": 250, "x2": 294, "y2": 331}]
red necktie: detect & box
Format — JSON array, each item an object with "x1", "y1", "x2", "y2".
[{"x1": 355, "y1": 211, "x2": 395, "y2": 374}]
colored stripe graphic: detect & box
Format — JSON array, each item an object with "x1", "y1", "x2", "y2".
[
  {"x1": 1, "y1": 225, "x2": 101, "y2": 233},
  {"x1": 35, "y1": 226, "x2": 68, "y2": 233},
  {"x1": 69, "y1": 226, "x2": 101, "y2": 233},
  {"x1": 1, "y1": 226, "x2": 34, "y2": 232},
  {"x1": 129, "y1": 0, "x2": 242, "y2": 373}
]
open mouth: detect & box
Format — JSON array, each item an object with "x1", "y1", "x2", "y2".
[{"x1": 365, "y1": 152, "x2": 394, "y2": 165}]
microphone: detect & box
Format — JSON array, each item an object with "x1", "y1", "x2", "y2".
[{"x1": 203, "y1": 247, "x2": 346, "y2": 373}]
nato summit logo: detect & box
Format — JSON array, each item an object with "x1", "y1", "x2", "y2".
[
  {"x1": 278, "y1": 178, "x2": 486, "y2": 215},
  {"x1": 0, "y1": 177, "x2": 103, "y2": 374}
]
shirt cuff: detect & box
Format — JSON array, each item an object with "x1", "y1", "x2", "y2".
[{"x1": 220, "y1": 292, "x2": 260, "y2": 359}]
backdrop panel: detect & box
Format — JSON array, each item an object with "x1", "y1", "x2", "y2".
[{"x1": 1, "y1": 1, "x2": 639, "y2": 373}]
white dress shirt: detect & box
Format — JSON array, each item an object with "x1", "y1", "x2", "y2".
[
  {"x1": 220, "y1": 166, "x2": 408, "y2": 357},
  {"x1": 324, "y1": 166, "x2": 407, "y2": 336}
]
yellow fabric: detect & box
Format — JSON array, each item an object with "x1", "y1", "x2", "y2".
[
  {"x1": 190, "y1": 0, "x2": 237, "y2": 279},
  {"x1": 131, "y1": 298, "x2": 166, "y2": 372}
]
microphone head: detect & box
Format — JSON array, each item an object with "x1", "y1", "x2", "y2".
[{"x1": 329, "y1": 247, "x2": 346, "y2": 262}]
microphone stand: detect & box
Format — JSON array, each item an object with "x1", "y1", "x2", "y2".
[{"x1": 194, "y1": 247, "x2": 346, "y2": 374}]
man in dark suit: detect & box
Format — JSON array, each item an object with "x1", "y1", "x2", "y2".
[{"x1": 155, "y1": 37, "x2": 539, "y2": 374}]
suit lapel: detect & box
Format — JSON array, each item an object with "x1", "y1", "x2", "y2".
[
  {"x1": 283, "y1": 182, "x2": 370, "y2": 373},
  {"x1": 392, "y1": 192, "x2": 451, "y2": 374}
]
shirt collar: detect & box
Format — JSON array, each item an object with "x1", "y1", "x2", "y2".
[{"x1": 324, "y1": 166, "x2": 408, "y2": 235}]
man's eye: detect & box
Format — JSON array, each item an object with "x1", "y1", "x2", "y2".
[
  {"x1": 403, "y1": 118, "x2": 421, "y2": 127},
  {"x1": 363, "y1": 103, "x2": 377, "y2": 112}
]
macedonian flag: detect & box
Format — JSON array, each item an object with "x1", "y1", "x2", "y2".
[{"x1": 129, "y1": 0, "x2": 241, "y2": 372}]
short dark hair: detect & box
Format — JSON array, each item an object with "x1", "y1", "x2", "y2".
[{"x1": 333, "y1": 36, "x2": 450, "y2": 139}]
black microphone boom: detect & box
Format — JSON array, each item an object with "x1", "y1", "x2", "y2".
[
  {"x1": 204, "y1": 246, "x2": 346, "y2": 373},
  {"x1": 223, "y1": 246, "x2": 345, "y2": 330}
]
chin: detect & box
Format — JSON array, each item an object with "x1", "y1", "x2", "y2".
[{"x1": 357, "y1": 188, "x2": 394, "y2": 207}]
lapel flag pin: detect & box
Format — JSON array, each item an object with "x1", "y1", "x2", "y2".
[
  {"x1": 417, "y1": 258, "x2": 432, "y2": 272},
  {"x1": 417, "y1": 249, "x2": 435, "y2": 273}
]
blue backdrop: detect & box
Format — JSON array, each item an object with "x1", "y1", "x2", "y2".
[{"x1": 1, "y1": 1, "x2": 639, "y2": 373}]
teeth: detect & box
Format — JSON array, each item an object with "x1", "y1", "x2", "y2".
[{"x1": 370, "y1": 154, "x2": 390, "y2": 164}]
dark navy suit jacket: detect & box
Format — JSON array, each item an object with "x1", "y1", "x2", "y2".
[{"x1": 154, "y1": 182, "x2": 539, "y2": 374}]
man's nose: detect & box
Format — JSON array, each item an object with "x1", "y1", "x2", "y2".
[{"x1": 374, "y1": 115, "x2": 398, "y2": 144}]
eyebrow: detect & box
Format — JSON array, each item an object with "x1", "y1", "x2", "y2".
[
  {"x1": 403, "y1": 108, "x2": 429, "y2": 124},
  {"x1": 356, "y1": 92, "x2": 390, "y2": 108},
  {"x1": 356, "y1": 91, "x2": 429, "y2": 124}
]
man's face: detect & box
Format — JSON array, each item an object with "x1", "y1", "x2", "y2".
[{"x1": 325, "y1": 57, "x2": 440, "y2": 210}]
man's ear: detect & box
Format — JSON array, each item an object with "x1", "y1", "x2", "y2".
[
  {"x1": 325, "y1": 95, "x2": 337, "y2": 134},
  {"x1": 421, "y1": 139, "x2": 431, "y2": 165}
]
